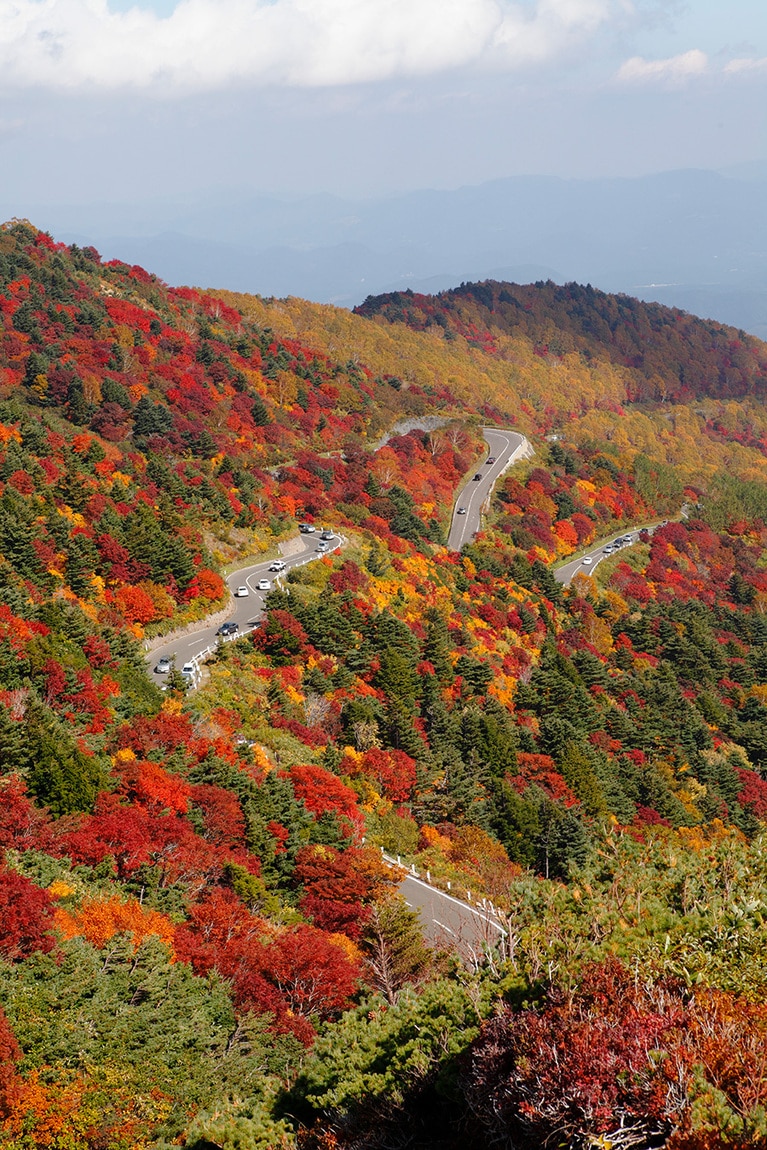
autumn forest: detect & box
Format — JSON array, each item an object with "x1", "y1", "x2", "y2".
[{"x1": 3, "y1": 219, "x2": 767, "y2": 1148}]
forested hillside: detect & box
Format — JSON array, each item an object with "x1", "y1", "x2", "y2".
[
  {"x1": 356, "y1": 280, "x2": 767, "y2": 403},
  {"x1": 4, "y1": 221, "x2": 767, "y2": 1148}
]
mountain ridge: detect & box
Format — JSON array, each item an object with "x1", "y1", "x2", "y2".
[{"x1": 9, "y1": 166, "x2": 766, "y2": 333}]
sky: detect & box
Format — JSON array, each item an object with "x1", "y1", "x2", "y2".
[{"x1": 0, "y1": 0, "x2": 765, "y2": 207}]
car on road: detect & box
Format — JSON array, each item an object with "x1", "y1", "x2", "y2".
[
  {"x1": 456, "y1": 507, "x2": 467, "y2": 515},
  {"x1": 473, "y1": 473, "x2": 482, "y2": 481},
  {"x1": 581, "y1": 556, "x2": 593, "y2": 565},
  {"x1": 234, "y1": 586, "x2": 249, "y2": 597},
  {"x1": 154, "y1": 657, "x2": 171, "y2": 674},
  {"x1": 316, "y1": 541, "x2": 330, "y2": 552},
  {"x1": 487, "y1": 456, "x2": 496, "y2": 464},
  {"x1": 268, "y1": 560, "x2": 286, "y2": 572},
  {"x1": 299, "y1": 523, "x2": 316, "y2": 533},
  {"x1": 181, "y1": 662, "x2": 196, "y2": 679},
  {"x1": 257, "y1": 579, "x2": 271, "y2": 591},
  {"x1": 603, "y1": 545, "x2": 615, "y2": 554},
  {"x1": 320, "y1": 530, "x2": 335, "y2": 540},
  {"x1": 216, "y1": 621, "x2": 239, "y2": 636}
]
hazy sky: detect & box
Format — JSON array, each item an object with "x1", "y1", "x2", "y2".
[{"x1": 1, "y1": 0, "x2": 765, "y2": 206}]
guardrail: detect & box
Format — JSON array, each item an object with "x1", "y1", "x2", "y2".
[{"x1": 379, "y1": 848, "x2": 507, "y2": 931}]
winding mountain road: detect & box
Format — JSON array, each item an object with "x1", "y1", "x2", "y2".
[
  {"x1": 142, "y1": 427, "x2": 532, "y2": 960},
  {"x1": 448, "y1": 429, "x2": 533, "y2": 551},
  {"x1": 149, "y1": 423, "x2": 532, "y2": 678},
  {"x1": 146, "y1": 531, "x2": 341, "y2": 682}
]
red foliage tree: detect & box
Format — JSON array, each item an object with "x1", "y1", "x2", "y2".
[
  {"x1": 117, "y1": 710, "x2": 193, "y2": 757},
  {"x1": 466, "y1": 959, "x2": 689, "y2": 1149},
  {"x1": 176, "y1": 892, "x2": 359, "y2": 1043},
  {"x1": 113, "y1": 757, "x2": 191, "y2": 816},
  {"x1": 189, "y1": 784, "x2": 246, "y2": 847},
  {"x1": 360, "y1": 747, "x2": 417, "y2": 802},
  {"x1": 196, "y1": 568, "x2": 225, "y2": 600},
  {"x1": 736, "y1": 767, "x2": 767, "y2": 819},
  {"x1": 0, "y1": 776, "x2": 52, "y2": 853},
  {"x1": 288, "y1": 764, "x2": 362, "y2": 833},
  {"x1": 252, "y1": 610, "x2": 310, "y2": 664},
  {"x1": 293, "y1": 843, "x2": 391, "y2": 938},
  {"x1": 0, "y1": 866, "x2": 56, "y2": 961}
]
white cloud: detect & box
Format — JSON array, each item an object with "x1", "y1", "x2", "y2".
[
  {"x1": 724, "y1": 56, "x2": 767, "y2": 75},
  {"x1": 0, "y1": 0, "x2": 614, "y2": 90},
  {"x1": 616, "y1": 48, "x2": 708, "y2": 86}
]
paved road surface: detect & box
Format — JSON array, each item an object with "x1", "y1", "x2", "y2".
[
  {"x1": 400, "y1": 872, "x2": 506, "y2": 964},
  {"x1": 447, "y1": 429, "x2": 532, "y2": 551},
  {"x1": 147, "y1": 532, "x2": 341, "y2": 682}
]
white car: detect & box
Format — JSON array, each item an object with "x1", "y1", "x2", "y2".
[
  {"x1": 269, "y1": 560, "x2": 286, "y2": 572},
  {"x1": 181, "y1": 662, "x2": 196, "y2": 679},
  {"x1": 581, "y1": 556, "x2": 593, "y2": 565},
  {"x1": 316, "y1": 542, "x2": 330, "y2": 552},
  {"x1": 257, "y1": 579, "x2": 271, "y2": 591},
  {"x1": 234, "y1": 586, "x2": 249, "y2": 597},
  {"x1": 456, "y1": 507, "x2": 467, "y2": 515}
]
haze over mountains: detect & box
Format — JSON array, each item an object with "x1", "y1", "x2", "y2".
[{"x1": 13, "y1": 166, "x2": 767, "y2": 339}]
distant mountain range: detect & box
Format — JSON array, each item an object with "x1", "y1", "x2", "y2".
[{"x1": 8, "y1": 167, "x2": 766, "y2": 337}]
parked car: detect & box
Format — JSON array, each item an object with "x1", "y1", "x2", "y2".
[
  {"x1": 154, "y1": 657, "x2": 171, "y2": 674},
  {"x1": 216, "y1": 621, "x2": 239, "y2": 636},
  {"x1": 457, "y1": 507, "x2": 467, "y2": 515},
  {"x1": 234, "y1": 586, "x2": 249, "y2": 597},
  {"x1": 257, "y1": 579, "x2": 271, "y2": 591},
  {"x1": 269, "y1": 560, "x2": 286, "y2": 572}
]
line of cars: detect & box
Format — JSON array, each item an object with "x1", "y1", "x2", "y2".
[
  {"x1": 234, "y1": 578, "x2": 271, "y2": 597},
  {"x1": 457, "y1": 455, "x2": 498, "y2": 515},
  {"x1": 302, "y1": 524, "x2": 337, "y2": 552},
  {"x1": 602, "y1": 532, "x2": 636, "y2": 555},
  {"x1": 153, "y1": 655, "x2": 197, "y2": 681},
  {"x1": 153, "y1": 524, "x2": 340, "y2": 681},
  {"x1": 580, "y1": 532, "x2": 637, "y2": 567}
]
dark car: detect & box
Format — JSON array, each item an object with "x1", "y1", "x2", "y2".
[
  {"x1": 473, "y1": 473, "x2": 482, "y2": 481},
  {"x1": 217, "y1": 621, "x2": 239, "y2": 636},
  {"x1": 487, "y1": 456, "x2": 496, "y2": 464},
  {"x1": 457, "y1": 507, "x2": 467, "y2": 515}
]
